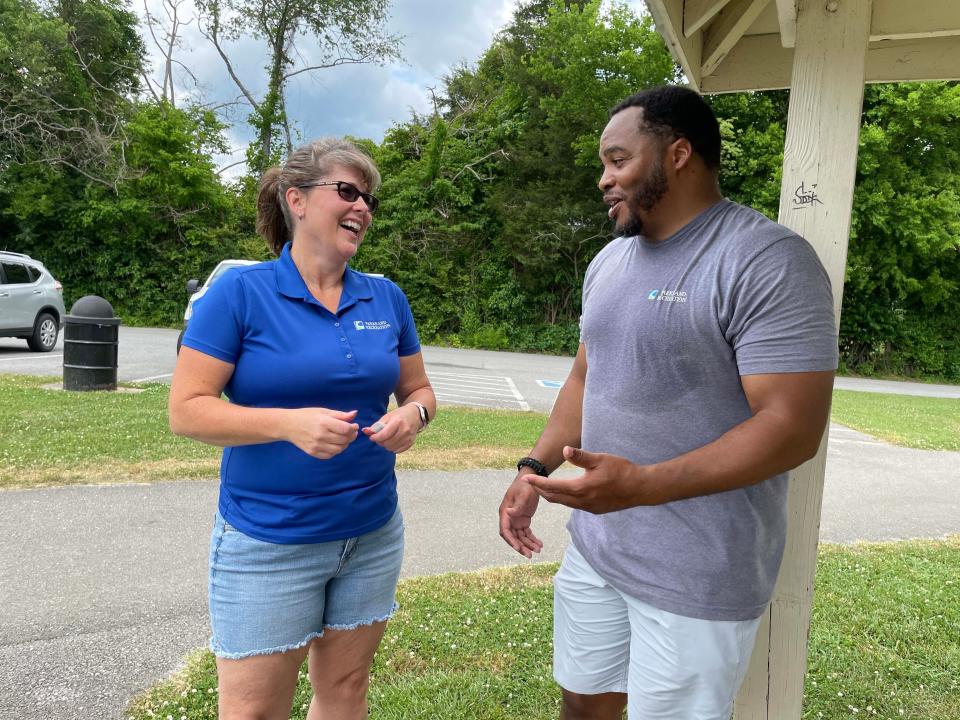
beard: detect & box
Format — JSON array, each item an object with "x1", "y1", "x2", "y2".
[{"x1": 614, "y1": 157, "x2": 668, "y2": 238}]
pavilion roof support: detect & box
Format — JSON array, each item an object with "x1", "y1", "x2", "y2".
[
  {"x1": 683, "y1": 0, "x2": 735, "y2": 37},
  {"x1": 732, "y1": 1, "x2": 873, "y2": 716},
  {"x1": 701, "y1": 0, "x2": 772, "y2": 76},
  {"x1": 646, "y1": 0, "x2": 703, "y2": 87},
  {"x1": 871, "y1": 0, "x2": 960, "y2": 40},
  {"x1": 774, "y1": 0, "x2": 798, "y2": 46},
  {"x1": 700, "y1": 33, "x2": 960, "y2": 91}
]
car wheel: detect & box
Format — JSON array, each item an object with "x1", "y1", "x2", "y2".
[
  {"x1": 176, "y1": 328, "x2": 185, "y2": 354},
  {"x1": 27, "y1": 312, "x2": 59, "y2": 352}
]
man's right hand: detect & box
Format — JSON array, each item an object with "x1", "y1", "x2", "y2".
[{"x1": 499, "y1": 475, "x2": 544, "y2": 558}]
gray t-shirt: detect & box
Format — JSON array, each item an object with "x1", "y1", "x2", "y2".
[{"x1": 570, "y1": 198, "x2": 838, "y2": 621}]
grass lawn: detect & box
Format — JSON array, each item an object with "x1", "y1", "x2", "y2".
[
  {"x1": 0, "y1": 374, "x2": 546, "y2": 489},
  {"x1": 126, "y1": 538, "x2": 960, "y2": 720},
  {"x1": 831, "y1": 390, "x2": 960, "y2": 451},
  {"x1": 0, "y1": 375, "x2": 956, "y2": 489}
]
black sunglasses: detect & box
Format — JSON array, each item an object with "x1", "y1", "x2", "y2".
[{"x1": 297, "y1": 180, "x2": 379, "y2": 214}]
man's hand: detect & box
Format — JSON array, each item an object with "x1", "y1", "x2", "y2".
[
  {"x1": 499, "y1": 475, "x2": 544, "y2": 558},
  {"x1": 285, "y1": 408, "x2": 360, "y2": 459},
  {"x1": 524, "y1": 446, "x2": 660, "y2": 514}
]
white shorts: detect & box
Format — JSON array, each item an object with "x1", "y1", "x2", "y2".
[{"x1": 553, "y1": 543, "x2": 762, "y2": 720}]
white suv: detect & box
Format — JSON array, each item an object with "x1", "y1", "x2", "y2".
[
  {"x1": 0, "y1": 251, "x2": 67, "y2": 352},
  {"x1": 177, "y1": 259, "x2": 258, "y2": 352}
]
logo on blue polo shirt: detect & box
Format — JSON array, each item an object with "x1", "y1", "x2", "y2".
[
  {"x1": 354, "y1": 320, "x2": 391, "y2": 330},
  {"x1": 354, "y1": 320, "x2": 365, "y2": 330},
  {"x1": 648, "y1": 289, "x2": 660, "y2": 300}
]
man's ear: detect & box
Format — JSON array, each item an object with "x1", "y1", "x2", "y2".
[{"x1": 667, "y1": 137, "x2": 694, "y2": 171}]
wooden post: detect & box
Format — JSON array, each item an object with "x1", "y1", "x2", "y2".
[{"x1": 733, "y1": 1, "x2": 872, "y2": 718}]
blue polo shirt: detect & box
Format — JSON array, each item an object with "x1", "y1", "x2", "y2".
[{"x1": 182, "y1": 244, "x2": 421, "y2": 543}]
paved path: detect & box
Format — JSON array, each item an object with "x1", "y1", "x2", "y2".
[{"x1": 2, "y1": 431, "x2": 959, "y2": 720}]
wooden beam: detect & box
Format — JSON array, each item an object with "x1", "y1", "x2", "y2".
[
  {"x1": 774, "y1": 0, "x2": 797, "y2": 47},
  {"x1": 701, "y1": 33, "x2": 791, "y2": 90},
  {"x1": 646, "y1": 0, "x2": 704, "y2": 89},
  {"x1": 733, "y1": 1, "x2": 872, "y2": 718},
  {"x1": 872, "y1": 0, "x2": 960, "y2": 40},
  {"x1": 683, "y1": 0, "x2": 734, "y2": 37},
  {"x1": 700, "y1": 33, "x2": 960, "y2": 91},
  {"x1": 701, "y1": 0, "x2": 771, "y2": 76},
  {"x1": 867, "y1": 36, "x2": 960, "y2": 81}
]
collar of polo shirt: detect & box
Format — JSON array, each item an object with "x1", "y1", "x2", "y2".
[{"x1": 274, "y1": 242, "x2": 374, "y2": 310}]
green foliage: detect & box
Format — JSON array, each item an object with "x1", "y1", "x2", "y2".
[
  {"x1": 2, "y1": 102, "x2": 258, "y2": 324},
  {"x1": 707, "y1": 91, "x2": 788, "y2": 218},
  {"x1": 0, "y1": 0, "x2": 143, "y2": 181},
  {"x1": 843, "y1": 83, "x2": 960, "y2": 379},
  {"x1": 356, "y1": 0, "x2": 676, "y2": 352},
  {"x1": 1, "y1": 0, "x2": 957, "y2": 376}
]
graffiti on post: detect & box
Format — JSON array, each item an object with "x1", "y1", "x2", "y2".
[{"x1": 793, "y1": 181, "x2": 824, "y2": 209}]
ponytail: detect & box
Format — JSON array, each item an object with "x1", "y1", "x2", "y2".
[{"x1": 256, "y1": 167, "x2": 291, "y2": 256}]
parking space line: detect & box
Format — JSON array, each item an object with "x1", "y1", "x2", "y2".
[
  {"x1": 130, "y1": 373, "x2": 174, "y2": 383},
  {"x1": 435, "y1": 396, "x2": 525, "y2": 410},
  {"x1": 428, "y1": 369, "x2": 530, "y2": 411},
  {"x1": 0, "y1": 353, "x2": 63, "y2": 363},
  {"x1": 434, "y1": 390, "x2": 520, "y2": 401},
  {"x1": 431, "y1": 382, "x2": 516, "y2": 394},
  {"x1": 504, "y1": 377, "x2": 531, "y2": 411},
  {"x1": 431, "y1": 376, "x2": 513, "y2": 387},
  {"x1": 428, "y1": 370, "x2": 505, "y2": 381}
]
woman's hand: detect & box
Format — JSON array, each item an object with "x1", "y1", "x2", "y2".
[
  {"x1": 362, "y1": 404, "x2": 421, "y2": 454},
  {"x1": 284, "y1": 408, "x2": 360, "y2": 459}
]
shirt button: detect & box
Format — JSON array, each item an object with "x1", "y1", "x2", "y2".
[
  {"x1": 346, "y1": 354, "x2": 352, "y2": 359},
  {"x1": 334, "y1": 322, "x2": 340, "y2": 327},
  {"x1": 340, "y1": 337, "x2": 346, "y2": 342}
]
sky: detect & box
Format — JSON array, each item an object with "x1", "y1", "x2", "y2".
[{"x1": 137, "y1": 0, "x2": 647, "y2": 174}]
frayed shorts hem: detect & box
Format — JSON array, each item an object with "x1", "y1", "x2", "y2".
[{"x1": 210, "y1": 601, "x2": 400, "y2": 660}]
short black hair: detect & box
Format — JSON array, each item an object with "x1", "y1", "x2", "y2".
[{"x1": 610, "y1": 86, "x2": 721, "y2": 170}]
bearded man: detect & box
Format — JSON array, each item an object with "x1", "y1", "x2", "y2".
[{"x1": 498, "y1": 85, "x2": 838, "y2": 720}]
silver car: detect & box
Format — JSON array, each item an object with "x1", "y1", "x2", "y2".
[{"x1": 0, "y1": 251, "x2": 67, "y2": 352}]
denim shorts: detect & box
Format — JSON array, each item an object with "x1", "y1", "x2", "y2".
[{"x1": 208, "y1": 508, "x2": 404, "y2": 659}]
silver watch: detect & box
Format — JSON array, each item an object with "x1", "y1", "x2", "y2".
[{"x1": 411, "y1": 402, "x2": 429, "y2": 432}]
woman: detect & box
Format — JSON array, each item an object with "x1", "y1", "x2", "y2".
[{"x1": 169, "y1": 138, "x2": 436, "y2": 720}]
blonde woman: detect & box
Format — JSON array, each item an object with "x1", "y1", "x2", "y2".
[{"x1": 169, "y1": 138, "x2": 435, "y2": 719}]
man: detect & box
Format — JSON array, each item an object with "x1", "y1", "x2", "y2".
[{"x1": 498, "y1": 86, "x2": 838, "y2": 720}]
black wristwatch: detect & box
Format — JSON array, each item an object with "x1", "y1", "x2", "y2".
[{"x1": 517, "y1": 456, "x2": 548, "y2": 476}]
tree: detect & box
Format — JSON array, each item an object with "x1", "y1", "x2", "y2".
[
  {"x1": 194, "y1": 0, "x2": 401, "y2": 176},
  {"x1": 0, "y1": 0, "x2": 144, "y2": 187},
  {"x1": 465, "y1": 0, "x2": 675, "y2": 335},
  {"x1": 140, "y1": 0, "x2": 195, "y2": 108},
  {"x1": 356, "y1": 0, "x2": 677, "y2": 352},
  {"x1": 844, "y1": 82, "x2": 960, "y2": 377}
]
